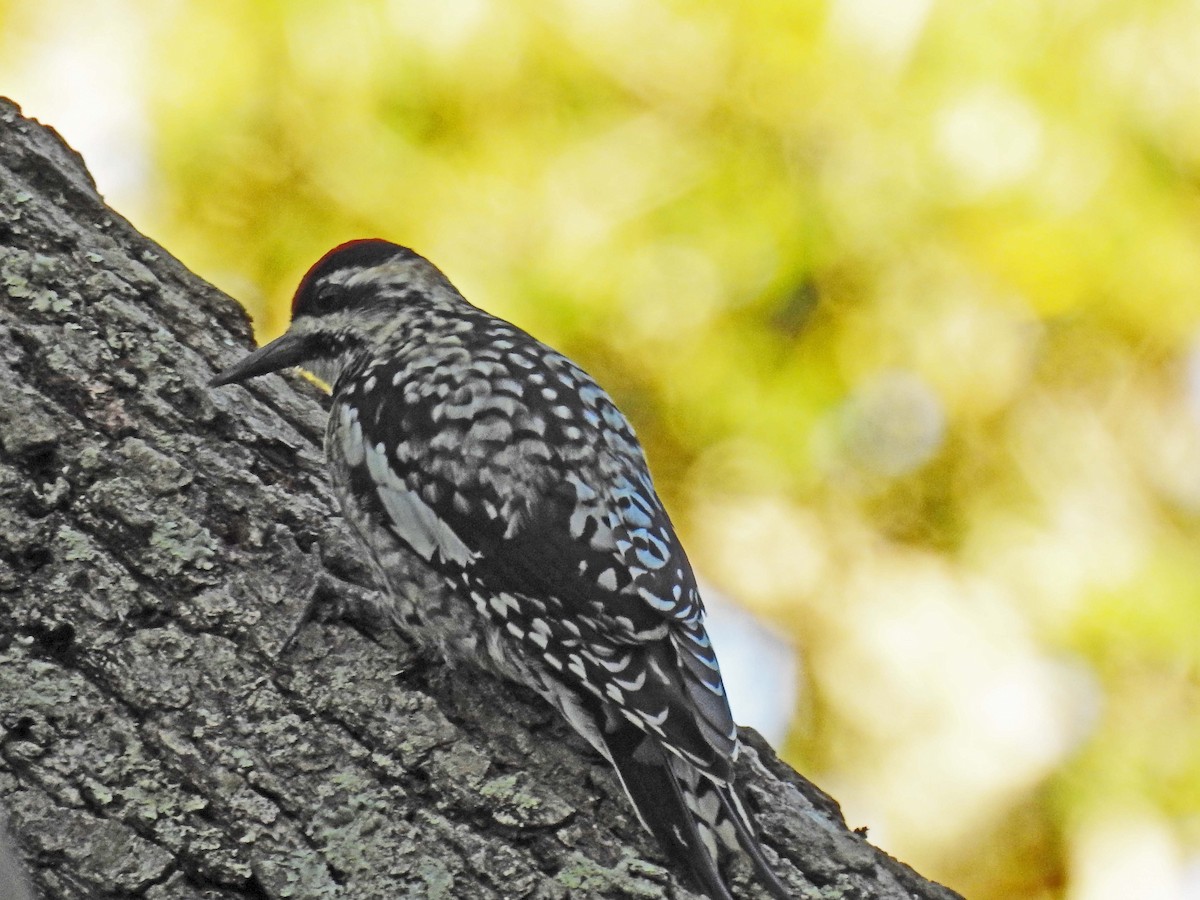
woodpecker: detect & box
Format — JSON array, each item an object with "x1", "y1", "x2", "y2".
[{"x1": 211, "y1": 240, "x2": 791, "y2": 900}]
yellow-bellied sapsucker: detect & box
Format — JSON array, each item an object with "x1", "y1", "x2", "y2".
[{"x1": 211, "y1": 240, "x2": 790, "y2": 900}]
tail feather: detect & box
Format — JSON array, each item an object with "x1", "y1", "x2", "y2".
[
  {"x1": 604, "y1": 721, "x2": 735, "y2": 900},
  {"x1": 602, "y1": 719, "x2": 791, "y2": 900},
  {"x1": 714, "y1": 779, "x2": 793, "y2": 900}
]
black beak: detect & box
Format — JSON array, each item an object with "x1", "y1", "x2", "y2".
[{"x1": 209, "y1": 331, "x2": 314, "y2": 387}]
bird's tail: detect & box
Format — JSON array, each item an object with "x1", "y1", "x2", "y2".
[{"x1": 601, "y1": 720, "x2": 791, "y2": 900}]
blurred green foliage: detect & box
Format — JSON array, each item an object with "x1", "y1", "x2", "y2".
[{"x1": 4, "y1": 1, "x2": 1200, "y2": 897}]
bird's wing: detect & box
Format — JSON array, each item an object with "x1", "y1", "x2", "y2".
[
  {"x1": 474, "y1": 466, "x2": 739, "y2": 770},
  {"x1": 335, "y1": 348, "x2": 739, "y2": 775}
]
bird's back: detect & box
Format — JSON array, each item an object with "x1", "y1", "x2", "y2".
[{"x1": 324, "y1": 304, "x2": 740, "y2": 775}]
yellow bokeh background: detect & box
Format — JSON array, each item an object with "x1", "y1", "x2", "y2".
[{"x1": 5, "y1": 1, "x2": 1200, "y2": 898}]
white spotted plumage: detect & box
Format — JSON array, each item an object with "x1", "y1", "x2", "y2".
[{"x1": 210, "y1": 239, "x2": 790, "y2": 900}]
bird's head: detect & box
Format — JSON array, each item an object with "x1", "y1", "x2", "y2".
[{"x1": 210, "y1": 239, "x2": 451, "y2": 389}]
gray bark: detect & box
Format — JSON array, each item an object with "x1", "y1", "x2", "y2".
[{"x1": 0, "y1": 97, "x2": 963, "y2": 900}]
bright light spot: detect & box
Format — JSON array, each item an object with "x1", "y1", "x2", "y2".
[
  {"x1": 386, "y1": 0, "x2": 492, "y2": 54},
  {"x1": 984, "y1": 400, "x2": 1153, "y2": 624},
  {"x1": 1138, "y1": 361, "x2": 1200, "y2": 513},
  {"x1": 693, "y1": 494, "x2": 828, "y2": 612},
  {"x1": 1099, "y1": 15, "x2": 1200, "y2": 134},
  {"x1": 842, "y1": 370, "x2": 945, "y2": 475},
  {"x1": 828, "y1": 0, "x2": 932, "y2": 69},
  {"x1": 912, "y1": 292, "x2": 1042, "y2": 415},
  {"x1": 1186, "y1": 334, "x2": 1200, "y2": 425},
  {"x1": 1182, "y1": 857, "x2": 1200, "y2": 900},
  {"x1": 0, "y1": 0, "x2": 152, "y2": 214},
  {"x1": 1070, "y1": 812, "x2": 1188, "y2": 900},
  {"x1": 937, "y1": 86, "x2": 1043, "y2": 194},
  {"x1": 824, "y1": 557, "x2": 1100, "y2": 852},
  {"x1": 975, "y1": 655, "x2": 1099, "y2": 767}
]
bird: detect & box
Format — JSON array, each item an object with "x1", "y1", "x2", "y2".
[{"x1": 210, "y1": 239, "x2": 791, "y2": 900}]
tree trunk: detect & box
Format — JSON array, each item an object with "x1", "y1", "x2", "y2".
[{"x1": 0, "y1": 98, "x2": 962, "y2": 900}]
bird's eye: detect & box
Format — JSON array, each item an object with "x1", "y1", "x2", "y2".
[{"x1": 317, "y1": 282, "x2": 347, "y2": 306}]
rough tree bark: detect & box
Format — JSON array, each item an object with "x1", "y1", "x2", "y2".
[{"x1": 0, "y1": 99, "x2": 963, "y2": 900}]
